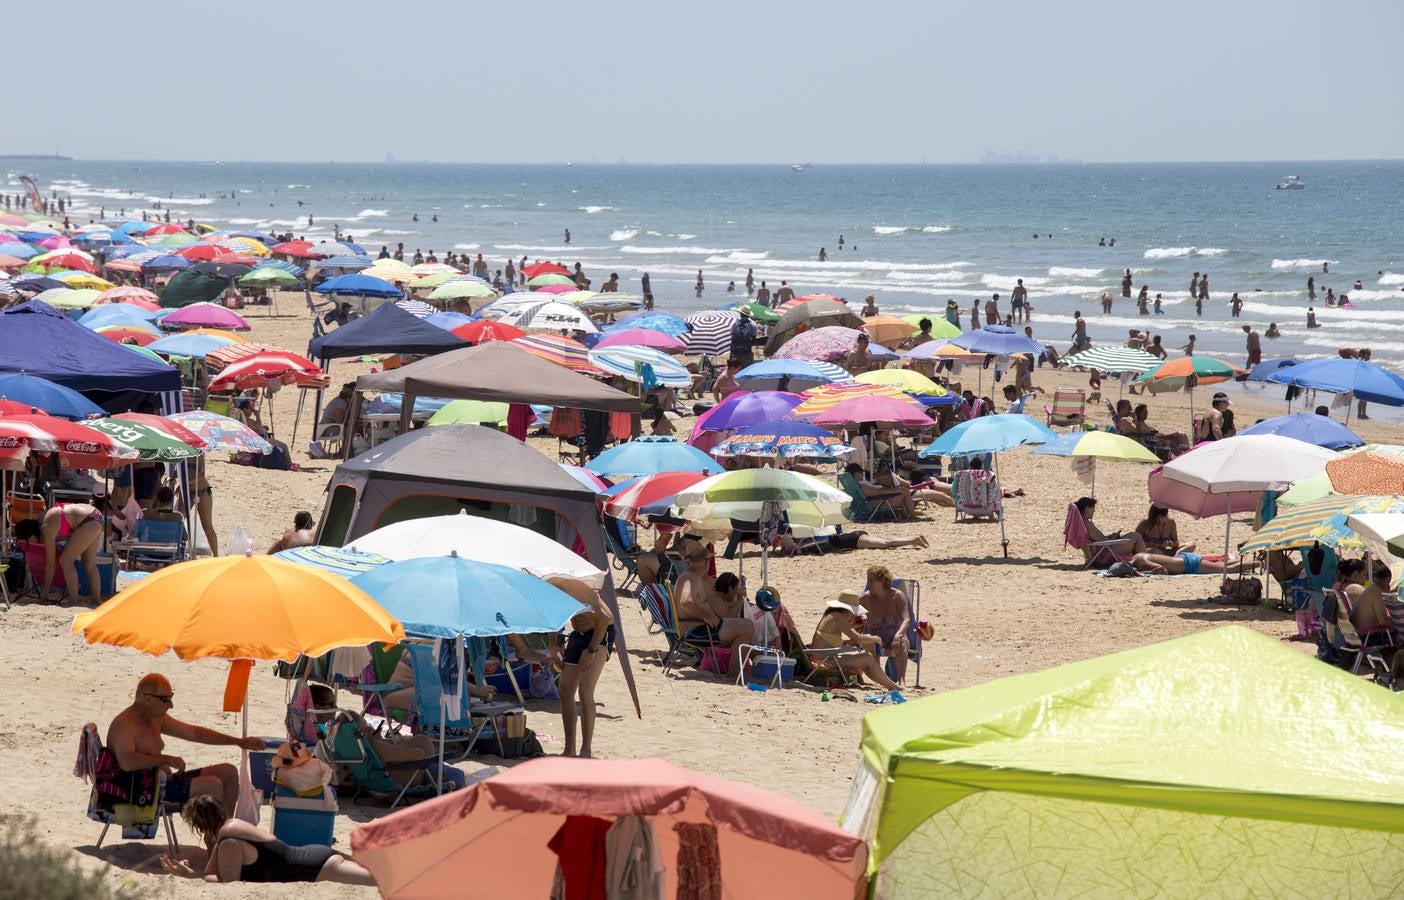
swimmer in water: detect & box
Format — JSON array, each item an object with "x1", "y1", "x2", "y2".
[{"x1": 1266, "y1": 322, "x2": 1281, "y2": 338}]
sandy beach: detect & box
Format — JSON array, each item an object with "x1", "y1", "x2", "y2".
[{"x1": 5, "y1": 299, "x2": 1398, "y2": 898}]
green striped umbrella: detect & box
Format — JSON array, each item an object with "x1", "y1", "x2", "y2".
[
  {"x1": 87, "y1": 418, "x2": 202, "y2": 461},
  {"x1": 1060, "y1": 346, "x2": 1161, "y2": 375}
]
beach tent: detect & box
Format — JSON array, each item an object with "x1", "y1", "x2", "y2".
[
  {"x1": 0, "y1": 300, "x2": 180, "y2": 408},
  {"x1": 310, "y1": 301, "x2": 468, "y2": 360},
  {"x1": 159, "y1": 268, "x2": 232, "y2": 308},
  {"x1": 316, "y1": 424, "x2": 640, "y2": 716},
  {"x1": 847, "y1": 626, "x2": 1404, "y2": 897}
]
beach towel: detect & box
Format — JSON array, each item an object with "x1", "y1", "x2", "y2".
[
  {"x1": 549, "y1": 406, "x2": 583, "y2": 438},
  {"x1": 506, "y1": 403, "x2": 532, "y2": 441},
  {"x1": 1063, "y1": 504, "x2": 1089, "y2": 549}
]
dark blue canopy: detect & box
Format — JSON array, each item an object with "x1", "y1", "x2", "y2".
[
  {"x1": 314, "y1": 273, "x2": 401, "y2": 298},
  {"x1": 0, "y1": 301, "x2": 180, "y2": 395},
  {"x1": 309, "y1": 300, "x2": 468, "y2": 361}
]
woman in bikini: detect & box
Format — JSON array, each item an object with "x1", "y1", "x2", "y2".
[
  {"x1": 552, "y1": 576, "x2": 613, "y2": 759},
  {"x1": 1134, "y1": 504, "x2": 1194, "y2": 556},
  {"x1": 15, "y1": 501, "x2": 105, "y2": 605},
  {"x1": 809, "y1": 592, "x2": 904, "y2": 696},
  {"x1": 162, "y1": 795, "x2": 372, "y2": 884}
]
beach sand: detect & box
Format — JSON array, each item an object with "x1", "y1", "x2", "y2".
[{"x1": 5, "y1": 300, "x2": 1395, "y2": 897}]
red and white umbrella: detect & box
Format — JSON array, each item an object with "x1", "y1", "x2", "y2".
[
  {"x1": 603, "y1": 471, "x2": 709, "y2": 522},
  {"x1": 208, "y1": 352, "x2": 320, "y2": 391},
  {"x1": 0, "y1": 414, "x2": 139, "y2": 468}
]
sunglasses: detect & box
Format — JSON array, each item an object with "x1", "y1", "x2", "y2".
[{"x1": 144, "y1": 692, "x2": 174, "y2": 704}]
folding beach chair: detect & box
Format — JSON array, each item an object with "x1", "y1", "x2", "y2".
[
  {"x1": 1062, "y1": 503, "x2": 1130, "y2": 570},
  {"x1": 602, "y1": 516, "x2": 644, "y2": 592},
  {"x1": 888, "y1": 577, "x2": 924, "y2": 688},
  {"x1": 660, "y1": 582, "x2": 729, "y2": 676},
  {"x1": 405, "y1": 643, "x2": 520, "y2": 758},
  {"x1": 953, "y1": 469, "x2": 1003, "y2": 523},
  {"x1": 128, "y1": 518, "x2": 185, "y2": 570},
  {"x1": 324, "y1": 710, "x2": 446, "y2": 808},
  {"x1": 838, "y1": 472, "x2": 898, "y2": 522},
  {"x1": 80, "y1": 730, "x2": 181, "y2": 855},
  {"x1": 1044, "y1": 388, "x2": 1087, "y2": 429}
]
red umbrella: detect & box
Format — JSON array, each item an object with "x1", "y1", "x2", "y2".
[
  {"x1": 271, "y1": 241, "x2": 320, "y2": 259},
  {"x1": 113, "y1": 412, "x2": 207, "y2": 449},
  {"x1": 603, "y1": 471, "x2": 709, "y2": 522},
  {"x1": 97, "y1": 327, "x2": 158, "y2": 347},
  {"x1": 102, "y1": 259, "x2": 144, "y2": 273},
  {"x1": 0, "y1": 400, "x2": 48, "y2": 417},
  {"x1": 213, "y1": 252, "x2": 258, "y2": 266},
  {"x1": 0, "y1": 414, "x2": 139, "y2": 468},
  {"x1": 208, "y1": 352, "x2": 320, "y2": 391},
  {"x1": 175, "y1": 243, "x2": 224, "y2": 261},
  {"x1": 143, "y1": 223, "x2": 189, "y2": 236},
  {"x1": 33, "y1": 251, "x2": 96, "y2": 273},
  {"x1": 521, "y1": 262, "x2": 570, "y2": 279},
  {"x1": 451, "y1": 320, "x2": 525, "y2": 344}
]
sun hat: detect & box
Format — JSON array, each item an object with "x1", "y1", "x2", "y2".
[{"x1": 825, "y1": 589, "x2": 866, "y2": 617}]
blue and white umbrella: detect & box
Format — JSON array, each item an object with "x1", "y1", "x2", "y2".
[
  {"x1": 734, "y1": 359, "x2": 853, "y2": 391},
  {"x1": 606, "y1": 312, "x2": 689, "y2": 338},
  {"x1": 682, "y1": 310, "x2": 739, "y2": 357},
  {"x1": 274, "y1": 545, "x2": 391, "y2": 578},
  {"x1": 395, "y1": 299, "x2": 437, "y2": 318},
  {"x1": 316, "y1": 255, "x2": 373, "y2": 271},
  {"x1": 588, "y1": 345, "x2": 691, "y2": 386}
]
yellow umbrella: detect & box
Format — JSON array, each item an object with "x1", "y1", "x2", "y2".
[
  {"x1": 226, "y1": 237, "x2": 270, "y2": 256},
  {"x1": 53, "y1": 271, "x2": 115, "y2": 290},
  {"x1": 72, "y1": 555, "x2": 404, "y2": 661},
  {"x1": 855, "y1": 368, "x2": 946, "y2": 396},
  {"x1": 363, "y1": 267, "x2": 415, "y2": 285}
]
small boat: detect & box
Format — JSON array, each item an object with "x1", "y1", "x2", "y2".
[
  {"x1": 791, "y1": 163, "x2": 810, "y2": 172},
  {"x1": 1276, "y1": 175, "x2": 1305, "y2": 190}
]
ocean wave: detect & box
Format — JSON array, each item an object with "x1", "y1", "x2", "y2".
[
  {"x1": 379, "y1": 229, "x2": 417, "y2": 236},
  {"x1": 610, "y1": 228, "x2": 640, "y2": 242},
  {"x1": 706, "y1": 251, "x2": 967, "y2": 273},
  {"x1": 1271, "y1": 258, "x2": 1336, "y2": 270},
  {"x1": 353, "y1": 208, "x2": 388, "y2": 218},
  {"x1": 494, "y1": 243, "x2": 606, "y2": 253},
  {"x1": 980, "y1": 274, "x2": 1050, "y2": 290},
  {"x1": 872, "y1": 225, "x2": 951, "y2": 236},
  {"x1": 453, "y1": 243, "x2": 481, "y2": 250},
  {"x1": 1048, "y1": 266, "x2": 1103, "y2": 278},
  {"x1": 579, "y1": 206, "x2": 616, "y2": 213},
  {"x1": 1141, "y1": 247, "x2": 1223, "y2": 259},
  {"x1": 1379, "y1": 272, "x2": 1404, "y2": 286},
  {"x1": 886, "y1": 271, "x2": 971, "y2": 284},
  {"x1": 921, "y1": 225, "x2": 952, "y2": 233},
  {"x1": 677, "y1": 233, "x2": 697, "y2": 240},
  {"x1": 144, "y1": 195, "x2": 214, "y2": 206},
  {"x1": 286, "y1": 184, "x2": 310, "y2": 189},
  {"x1": 621, "y1": 245, "x2": 740, "y2": 255},
  {"x1": 873, "y1": 226, "x2": 908, "y2": 235},
  {"x1": 1197, "y1": 248, "x2": 1228, "y2": 256}
]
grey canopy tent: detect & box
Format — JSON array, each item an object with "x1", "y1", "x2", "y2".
[{"x1": 316, "y1": 424, "x2": 642, "y2": 717}]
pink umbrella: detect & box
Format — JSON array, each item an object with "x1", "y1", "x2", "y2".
[
  {"x1": 1148, "y1": 464, "x2": 1257, "y2": 518},
  {"x1": 161, "y1": 302, "x2": 251, "y2": 331},
  {"x1": 534, "y1": 283, "x2": 579, "y2": 295},
  {"x1": 37, "y1": 235, "x2": 72, "y2": 250},
  {"x1": 351, "y1": 757, "x2": 867, "y2": 899},
  {"x1": 0, "y1": 215, "x2": 27, "y2": 228},
  {"x1": 810, "y1": 394, "x2": 932, "y2": 428},
  {"x1": 595, "y1": 328, "x2": 687, "y2": 352}
]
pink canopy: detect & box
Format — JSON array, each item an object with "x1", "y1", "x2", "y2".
[
  {"x1": 810, "y1": 395, "x2": 931, "y2": 429},
  {"x1": 161, "y1": 302, "x2": 251, "y2": 331},
  {"x1": 351, "y1": 757, "x2": 867, "y2": 899},
  {"x1": 595, "y1": 328, "x2": 687, "y2": 353}
]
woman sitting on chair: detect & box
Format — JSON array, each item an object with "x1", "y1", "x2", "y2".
[
  {"x1": 162, "y1": 796, "x2": 373, "y2": 884},
  {"x1": 809, "y1": 592, "x2": 904, "y2": 699},
  {"x1": 1074, "y1": 497, "x2": 1148, "y2": 559}
]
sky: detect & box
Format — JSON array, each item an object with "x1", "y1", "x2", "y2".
[{"x1": 9, "y1": 0, "x2": 1402, "y2": 164}]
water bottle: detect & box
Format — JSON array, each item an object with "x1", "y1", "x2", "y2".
[{"x1": 820, "y1": 691, "x2": 830, "y2": 702}]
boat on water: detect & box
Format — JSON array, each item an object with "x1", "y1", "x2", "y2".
[
  {"x1": 1276, "y1": 175, "x2": 1305, "y2": 190},
  {"x1": 791, "y1": 163, "x2": 810, "y2": 172}
]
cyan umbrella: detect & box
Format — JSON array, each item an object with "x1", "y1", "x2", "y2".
[
  {"x1": 147, "y1": 332, "x2": 238, "y2": 359},
  {"x1": 584, "y1": 436, "x2": 722, "y2": 477},
  {"x1": 606, "y1": 312, "x2": 689, "y2": 338},
  {"x1": 1239, "y1": 412, "x2": 1363, "y2": 450},
  {"x1": 734, "y1": 359, "x2": 852, "y2": 391},
  {"x1": 142, "y1": 254, "x2": 191, "y2": 271},
  {"x1": 0, "y1": 372, "x2": 104, "y2": 419},
  {"x1": 349, "y1": 554, "x2": 587, "y2": 639},
  {"x1": 1267, "y1": 358, "x2": 1404, "y2": 408},
  {"x1": 1246, "y1": 358, "x2": 1299, "y2": 382},
  {"x1": 274, "y1": 545, "x2": 390, "y2": 578},
  {"x1": 79, "y1": 303, "x2": 160, "y2": 327}
]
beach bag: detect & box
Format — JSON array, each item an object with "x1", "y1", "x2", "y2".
[
  {"x1": 529, "y1": 665, "x2": 559, "y2": 701},
  {"x1": 1106, "y1": 561, "x2": 1140, "y2": 578},
  {"x1": 233, "y1": 752, "x2": 262, "y2": 826},
  {"x1": 272, "y1": 740, "x2": 333, "y2": 797},
  {"x1": 1220, "y1": 577, "x2": 1262, "y2": 604},
  {"x1": 698, "y1": 647, "x2": 732, "y2": 675}
]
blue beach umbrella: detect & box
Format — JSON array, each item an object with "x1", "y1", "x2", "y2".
[
  {"x1": 316, "y1": 255, "x2": 373, "y2": 270},
  {"x1": 920, "y1": 414, "x2": 1055, "y2": 458},
  {"x1": 950, "y1": 325, "x2": 1042, "y2": 357},
  {"x1": 142, "y1": 254, "x2": 191, "y2": 271},
  {"x1": 0, "y1": 243, "x2": 40, "y2": 259},
  {"x1": 315, "y1": 273, "x2": 402, "y2": 298},
  {"x1": 116, "y1": 221, "x2": 154, "y2": 235},
  {"x1": 147, "y1": 333, "x2": 238, "y2": 359},
  {"x1": 1268, "y1": 358, "x2": 1404, "y2": 406},
  {"x1": 0, "y1": 372, "x2": 104, "y2": 419},
  {"x1": 424, "y1": 311, "x2": 476, "y2": 330},
  {"x1": 584, "y1": 436, "x2": 722, "y2": 477},
  {"x1": 79, "y1": 303, "x2": 160, "y2": 326},
  {"x1": 734, "y1": 359, "x2": 853, "y2": 391},
  {"x1": 606, "y1": 312, "x2": 689, "y2": 337},
  {"x1": 1246, "y1": 358, "x2": 1300, "y2": 382},
  {"x1": 349, "y1": 554, "x2": 587, "y2": 639},
  {"x1": 9, "y1": 274, "x2": 64, "y2": 291},
  {"x1": 1239, "y1": 412, "x2": 1364, "y2": 450}
]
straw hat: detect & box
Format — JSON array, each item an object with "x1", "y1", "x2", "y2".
[{"x1": 825, "y1": 589, "x2": 866, "y2": 617}]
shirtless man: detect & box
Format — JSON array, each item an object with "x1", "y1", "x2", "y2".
[
  {"x1": 844, "y1": 334, "x2": 875, "y2": 374},
  {"x1": 673, "y1": 542, "x2": 753, "y2": 677},
  {"x1": 267, "y1": 511, "x2": 316, "y2": 554},
  {"x1": 983, "y1": 293, "x2": 1000, "y2": 326},
  {"x1": 1243, "y1": 324, "x2": 1262, "y2": 366},
  {"x1": 1011, "y1": 279, "x2": 1028, "y2": 323},
  {"x1": 859, "y1": 565, "x2": 911, "y2": 685},
  {"x1": 107, "y1": 674, "x2": 265, "y2": 813},
  {"x1": 774, "y1": 281, "x2": 795, "y2": 305}
]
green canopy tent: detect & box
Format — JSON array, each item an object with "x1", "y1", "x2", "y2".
[
  {"x1": 160, "y1": 269, "x2": 232, "y2": 308},
  {"x1": 847, "y1": 626, "x2": 1404, "y2": 897}
]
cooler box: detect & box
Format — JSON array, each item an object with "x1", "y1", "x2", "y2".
[
  {"x1": 75, "y1": 554, "x2": 117, "y2": 600},
  {"x1": 271, "y1": 785, "x2": 337, "y2": 847},
  {"x1": 485, "y1": 660, "x2": 532, "y2": 695},
  {"x1": 750, "y1": 655, "x2": 796, "y2": 686},
  {"x1": 247, "y1": 738, "x2": 286, "y2": 799}
]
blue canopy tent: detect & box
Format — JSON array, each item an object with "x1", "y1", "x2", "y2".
[{"x1": 0, "y1": 301, "x2": 180, "y2": 410}]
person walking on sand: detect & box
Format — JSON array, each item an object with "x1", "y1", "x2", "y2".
[
  {"x1": 1244, "y1": 324, "x2": 1261, "y2": 366},
  {"x1": 984, "y1": 293, "x2": 1000, "y2": 326}
]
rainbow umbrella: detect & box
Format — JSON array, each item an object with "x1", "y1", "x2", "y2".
[
  {"x1": 166, "y1": 410, "x2": 273, "y2": 454},
  {"x1": 1133, "y1": 356, "x2": 1245, "y2": 393},
  {"x1": 603, "y1": 471, "x2": 710, "y2": 522},
  {"x1": 1033, "y1": 431, "x2": 1159, "y2": 496},
  {"x1": 791, "y1": 382, "x2": 909, "y2": 417},
  {"x1": 512, "y1": 334, "x2": 603, "y2": 374}
]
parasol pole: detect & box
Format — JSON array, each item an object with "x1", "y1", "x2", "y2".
[{"x1": 995, "y1": 453, "x2": 1009, "y2": 558}]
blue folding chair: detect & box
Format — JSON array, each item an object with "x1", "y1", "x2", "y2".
[
  {"x1": 130, "y1": 517, "x2": 186, "y2": 569},
  {"x1": 405, "y1": 644, "x2": 519, "y2": 761}
]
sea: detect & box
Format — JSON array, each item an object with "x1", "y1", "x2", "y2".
[{"x1": 7, "y1": 159, "x2": 1404, "y2": 368}]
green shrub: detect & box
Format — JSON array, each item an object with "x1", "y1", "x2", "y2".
[{"x1": 0, "y1": 815, "x2": 143, "y2": 900}]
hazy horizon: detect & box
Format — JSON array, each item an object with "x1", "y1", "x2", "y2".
[{"x1": 7, "y1": 0, "x2": 1400, "y2": 164}]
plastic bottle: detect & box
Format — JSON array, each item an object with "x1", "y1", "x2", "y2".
[{"x1": 820, "y1": 691, "x2": 830, "y2": 702}]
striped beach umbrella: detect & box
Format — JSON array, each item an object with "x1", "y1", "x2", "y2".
[
  {"x1": 427, "y1": 279, "x2": 499, "y2": 303},
  {"x1": 587, "y1": 345, "x2": 691, "y2": 387},
  {"x1": 317, "y1": 255, "x2": 374, "y2": 271},
  {"x1": 395, "y1": 299, "x2": 437, "y2": 318},
  {"x1": 511, "y1": 334, "x2": 604, "y2": 375},
  {"x1": 791, "y1": 381, "x2": 908, "y2": 417},
  {"x1": 1241, "y1": 495, "x2": 1404, "y2": 554},
  {"x1": 683, "y1": 310, "x2": 739, "y2": 356},
  {"x1": 1060, "y1": 346, "x2": 1162, "y2": 375},
  {"x1": 1132, "y1": 356, "x2": 1245, "y2": 393},
  {"x1": 273, "y1": 545, "x2": 391, "y2": 578},
  {"x1": 735, "y1": 359, "x2": 852, "y2": 391}
]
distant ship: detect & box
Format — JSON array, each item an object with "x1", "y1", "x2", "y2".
[
  {"x1": 0, "y1": 153, "x2": 72, "y2": 161},
  {"x1": 791, "y1": 163, "x2": 811, "y2": 172},
  {"x1": 1276, "y1": 175, "x2": 1305, "y2": 190}
]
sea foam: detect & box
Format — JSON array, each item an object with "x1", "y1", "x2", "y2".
[
  {"x1": 1271, "y1": 258, "x2": 1336, "y2": 270},
  {"x1": 610, "y1": 228, "x2": 640, "y2": 241}
]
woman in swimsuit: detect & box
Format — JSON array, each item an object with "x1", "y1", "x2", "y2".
[
  {"x1": 809, "y1": 593, "x2": 903, "y2": 694},
  {"x1": 551, "y1": 576, "x2": 612, "y2": 759},
  {"x1": 193, "y1": 456, "x2": 218, "y2": 555},
  {"x1": 1134, "y1": 504, "x2": 1194, "y2": 556},
  {"x1": 15, "y1": 502, "x2": 105, "y2": 605},
  {"x1": 162, "y1": 795, "x2": 373, "y2": 884}
]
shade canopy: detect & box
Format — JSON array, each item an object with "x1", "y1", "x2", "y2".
[
  {"x1": 854, "y1": 626, "x2": 1404, "y2": 894},
  {"x1": 357, "y1": 341, "x2": 639, "y2": 413},
  {"x1": 351, "y1": 757, "x2": 867, "y2": 900},
  {"x1": 311, "y1": 301, "x2": 468, "y2": 361},
  {"x1": 0, "y1": 300, "x2": 179, "y2": 395}
]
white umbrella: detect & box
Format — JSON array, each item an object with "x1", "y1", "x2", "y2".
[
  {"x1": 1160, "y1": 435, "x2": 1337, "y2": 558},
  {"x1": 504, "y1": 300, "x2": 600, "y2": 334},
  {"x1": 588, "y1": 345, "x2": 692, "y2": 386},
  {"x1": 344, "y1": 510, "x2": 606, "y2": 588},
  {"x1": 1345, "y1": 513, "x2": 1404, "y2": 588}
]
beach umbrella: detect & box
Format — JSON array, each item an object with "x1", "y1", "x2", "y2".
[
  {"x1": 854, "y1": 368, "x2": 947, "y2": 397},
  {"x1": 315, "y1": 273, "x2": 402, "y2": 298},
  {"x1": 411, "y1": 272, "x2": 467, "y2": 289},
  {"x1": 764, "y1": 300, "x2": 864, "y2": 355},
  {"x1": 1344, "y1": 513, "x2": 1404, "y2": 587},
  {"x1": 693, "y1": 390, "x2": 804, "y2": 433},
  {"x1": 0, "y1": 253, "x2": 28, "y2": 268},
  {"x1": 273, "y1": 545, "x2": 390, "y2": 578},
  {"x1": 346, "y1": 510, "x2": 606, "y2": 587},
  {"x1": 450, "y1": 320, "x2": 525, "y2": 344},
  {"x1": 727, "y1": 300, "x2": 780, "y2": 325},
  {"x1": 585, "y1": 436, "x2": 720, "y2": 477},
  {"x1": 504, "y1": 300, "x2": 599, "y2": 333},
  {"x1": 1032, "y1": 431, "x2": 1159, "y2": 496},
  {"x1": 682, "y1": 310, "x2": 739, "y2": 356},
  {"x1": 208, "y1": 351, "x2": 320, "y2": 392},
  {"x1": 409, "y1": 263, "x2": 460, "y2": 278},
  {"x1": 1267, "y1": 358, "x2": 1404, "y2": 413},
  {"x1": 735, "y1": 359, "x2": 852, "y2": 391},
  {"x1": 0, "y1": 243, "x2": 39, "y2": 260},
  {"x1": 1245, "y1": 358, "x2": 1300, "y2": 383},
  {"x1": 72, "y1": 555, "x2": 404, "y2": 660},
  {"x1": 80, "y1": 303, "x2": 160, "y2": 326},
  {"x1": 362, "y1": 267, "x2": 415, "y2": 286},
  {"x1": 315, "y1": 255, "x2": 374, "y2": 271},
  {"x1": 1279, "y1": 449, "x2": 1404, "y2": 507},
  {"x1": 1059, "y1": 346, "x2": 1161, "y2": 375},
  {"x1": 588, "y1": 345, "x2": 691, "y2": 386},
  {"x1": 595, "y1": 328, "x2": 687, "y2": 352},
  {"x1": 1241, "y1": 495, "x2": 1404, "y2": 555},
  {"x1": 28, "y1": 249, "x2": 95, "y2": 272},
  {"x1": 424, "y1": 311, "x2": 475, "y2": 331},
  {"x1": 527, "y1": 272, "x2": 577, "y2": 288},
  {"x1": 711, "y1": 420, "x2": 854, "y2": 460},
  {"x1": 608, "y1": 312, "x2": 690, "y2": 338},
  {"x1": 602, "y1": 471, "x2": 711, "y2": 522},
  {"x1": 426, "y1": 400, "x2": 509, "y2": 426},
  {"x1": 0, "y1": 373, "x2": 103, "y2": 419},
  {"x1": 7, "y1": 274, "x2": 66, "y2": 292},
  {"x1": 0, "y1": 414, "x2": 139, "y2": 467},
  {"x1": 167, "y1": 410, "x2": 273, "y2": 454},
  {"x1": 951, "y1": 324, "x2": 1041, "y2": 357},
  {"x1": 521, "y1": 262, "x2": 570, "y2": 279},
  {"x1": 427, "y1": 279, "x2": 498, "y2": 303},
  {"x1": 141, "y1": 253, "x2": 192, "y2": 272},
  {"x1": 351, "y1": 756, "x2": 867, "y2": 900},
  {"x1": 161, "y1": 302, "x2": 251, "y2": 331},
  {"x1": 85, "y1": 417, "x2": 201, "y2": 461},
  {"x1": 900, "y1": 314, "x2": 962, "y2": 339},
  {"x1": 52, "y1": 272, "x2": 114, "y2": 291},
  {"x1": 32, "y1": 288, "x2": 82, "y2": 307},
  {"x1": 175, "y1": 243, "x2": 228, "y2": 262},
  {"x1": 862, "y1": 315, "x2": 917, "y2": 347},
  {"x1": 559, "y1": 464, "x2": 612, "y2": 494},
  {"x1": 238, "y1": 267, "x2": 300, "y2": 288},
  {"x1": 147, "y1": 333, "x2": 237, "y2": 358},
  {"x1": 392, "y1": 299, "x2": 437, "y2": 318},
  {"x1": 791, "y1": 381, "x2": 909, "y2": 417},
  {"x1": 112, "y1": 412, "x2": 206, "y2": 450},
  {"x1": 534, "y1": 283, "x2": 579, "y2": 295},
  {"x1": 561, "y1": 291, "x2": 641, "y2": 312},
  {"x1": 1133, "y1": 356, "x2": 1245, "y2": 393},
  {"x1": 511, "y1": 334, "x2": 603, "y2": 375},
  {"x1": 1239, "y1": 412, "x2": 1363, "y2": 450},
  {"x1": 96, "y1": 325, "x2": 159, "y2": 346},
  {"x1": 810, "y1": 395, "x2": 932, "y2": 429},
  {"x1": 771, "y1": 326, "x2": 867, "y2": 363},
  {"x1": 143, "y1": 223, "x2": 189, "y2": 237},
  {"x1": 225, "y1": 236, "x2": 271, "y2": 256}
]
